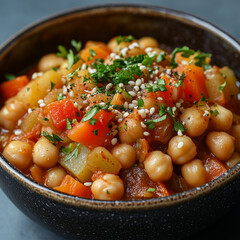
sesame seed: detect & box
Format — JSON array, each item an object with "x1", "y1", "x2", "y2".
[
  {"x1": 176, "y1": 102, "x2": 181, "y2": 108},
  {"x1": 150, "y1": 107, "x2": 155, "y2": 115},
  {"x1": 128, "y1": 81, "x2": 135, "y2": 86},
  {"x1": 129, "y1": 91, "x2": 136, "y2": 97},
  {"x1": 106, "y1": 83, "x2": 113, "y2": 90},
  {"x1": 117, "y1": 118, "x2": 123, "y2": 123},
  {"x1": 128, "y1": 42, "x2": 140, "y2": 50},
  {"x1": 166, "y1": 69, "x2": 172, "y2": 75},
  {"x1": 140, "y1": 65, "x2": 146, "y2": 71},
  {"x1": 143, "y1": 132, "x2": 150, "y2": 136},
  {"x1": 119, "y1": 83, "x2": 124, "y2": 88},
  {"x1": 132, "y1": 100, "x2": 138, "y2": 105},
  {"x1": 129, "y1": 104, "x2": 135, "y2": 109},
  {"x1": 138, "y1": 109, "x2": 146, "y2": 118},
  {"x1": 81, "y1": 63, "x2": 87, "y2": 70},
  {"x1": 38, "y1": 99, "x2": 44, "y2": 104},
  {"x1": 145, "y1": 47, "x2": 153, "y2": 53},
  {"x1": 141, "y1": 122, "x2": 147, "y2": 128},
  {"x1": 110, "y1": 53, "x2": 116, "y2": 58},
  {"x1": 88, "y1": 68, "x2": 96, "y2": 74},
  {"x1": 91, "y1": 87, "x2": 97, "y2": 94},
  {"x1": 28, "y1": 108, "x2": 32, "y2": 114},
  {"x1": 135, "y1": 79, "x2": 142, "y2": 86},
  {"x1": 115, "y1": 55, "x2": 120, "y2": 59},
  {"x1": 40, "y1": 103, "x2": 46, "y2": 108},
  {"x1": 14, "y1": 129, "x2": 22, "y2": 135},
  {"x1": 83, "y1": 100, "x2": 88, "y2": 105},
  {"x1": 134, "y1": 86, "x2": 140, "y2": 91},
  {"x1": 73, "y1": 102, "x2": 78, "y2": 108},
  {"x1": 123, "y1": 112, "x2": 129, "y2": 118},
  {"x1": 157, "y1": 97, "x2": 163, "y2": 101},
  {"x1": 177, "y1": 130, "x2": 183, "y2": 136},
  {"x1": 123, "y1": 102, "x2": 129, "y2": 109},
  {"x1": 140, "y1": 84, "x2": 145, "y2": 89},
  {"x1": 17, "y1": 119, "x2": 22, "y2": 126},
  {"x1": 177, "y1": 142, "x2": 184, "y2": 148},
  {"x1": 121, "y1": 47, "x2": 128, "y2": 57},
  {"x1": 111, "y1": 138, "x2": 118, "y2": 145},
  {"x1": 144, "y1": 109, "x2": 149, "y2": 114},
  {"x1": 84, "y1": 182, "x2": 92, "y2": 187},
  {"x1": 69, "y1": 91, "x2": 74, "y2": 97}
]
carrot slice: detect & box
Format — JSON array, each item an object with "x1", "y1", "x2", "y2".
[{"x1": 54, "y1": 175, "x2": 92, "y2": 198}]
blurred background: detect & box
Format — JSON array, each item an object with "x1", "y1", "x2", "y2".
[{"x1": 0, "y1": 0, "x2": 239, "y2": 239}]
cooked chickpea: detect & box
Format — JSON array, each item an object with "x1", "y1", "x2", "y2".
[
  {"x1": 112, "y1": 144, "x2": 137, "y2": 169},
  {"x1": 0, "y1": 99, "x2": 26, "y2": 130},
  {"x1": 229, "y1": 124, "x2": 240, "y2": 152},
  {"x1": 38, "y1": 53, "x2": 65, "y2": 72},
  {"x1": 139, "y1": 37, "x2": 160, "y2": 49},
  {"x1": 167, "y1": 135, "x2": 197, "y2": 165},
  {"x1": 91, "y1": 174, "x2": 124, "y2": 200},
  {"x1": 2, "y1": 141, "x2": 33, "y2": 170},
  {"x1": 144, "y1": 151, "x2": 173, "y2": 182},
  {"x1": 206, "y1": 131, "x2": 234, "y2": 161},
  {"x1": 180, "y1": 107, "x2": 209, "y2": 137},
  {"x1": 226, "y1": 152, "x2": 240, "y2": 168},
  {"x1": 45, "y1": 166, "x2": 66, "y2": 188},
  {"x1": 107, "y1": 37, "x2": 119, "y2": 52},
  {"x1": 181, "y1": 159, "x2": 206, "y2": 187},
  {"x1": 33, "y1": 137, "x2": 59, "y2": 168},
  {"x1": 210, "y1": 104, "x2": 233, "y2": 131},
  {"x1": 119, "y1": 116, "x2": 144, "y2": 144}
]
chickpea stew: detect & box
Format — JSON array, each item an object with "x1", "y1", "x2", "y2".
[{"x1": 0, "y1": 36, "x2": 239, "y2": 200}]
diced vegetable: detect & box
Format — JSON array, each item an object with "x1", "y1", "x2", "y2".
[
  {"x1": 17, "y1": 70, "x2": 62, "y2": 108},
  {"x1": 0, "y1": 75, "x2": 29, "y2": 100},
  {"x1": 135, "y1": 138, "x2": 150, "y2": 162},
  {"x1": 177, "y1": 65, "x2": 208, "y2": 102},
  {"x1": 86, "y1": 147, "x2": 122, "y2": 174},
  {"x1": 110, "y1": 93, "x2": 125, "y2": 106},
  {"x1": 67, "y1": 109, "x2": 114, "y2": 149},
  {"x1": 54, "y1": 174, "x2": 92, "y2": 198},
  {"x1": 44, "y1": 99, "x2": 80, "y2": 130},
  {"x1": 60, "y1": 143, "x2": 92, "y2": 183}
]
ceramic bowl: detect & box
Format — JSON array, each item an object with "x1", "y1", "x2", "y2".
[{"x1": 0, "y1": 4, "x2": 239, "y2": 240}]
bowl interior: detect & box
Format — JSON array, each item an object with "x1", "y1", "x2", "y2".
[{"x1": 0, "y1": 5, "x2": 239, "y2": 208}]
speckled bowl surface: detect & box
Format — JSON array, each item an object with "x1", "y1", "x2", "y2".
[{"x1": 0, "y1": 4, "x2": 240, "y2": 240}]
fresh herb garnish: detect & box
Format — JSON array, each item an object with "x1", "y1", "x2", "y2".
[
  {"x1": 220, "y1": 72, "x2": 227, "y2": 79},
  {"x1": 92, "y1": 129, "x2": 98, "y2": 136},
  {"x1": 66, "y1": 118, "x2": 72, "y2": 130},
  {"x1": 194, "y1": 50, "x2": 211, "y2": 70},
  {"x1": 106, "y1": 189, "x2": 110, "y2": 194},
  {"x1": 219, "y1": 81, "x2": 227, "y2": 93},
  {"x1": 147, "y1": 187, "x2": 156, "y2": 193},
  {"x1": 136, "y1": 139, "x2": 141, "y2": 149},
  {"x1": 146, "y1": 79, "x2": 167, "y2": 93},
  {"x1": 142, "y1": 54, "x2": 156, "y2": 67},
  {"x1": 71, "y1": 39, "x2": 82, "y2": 52},
  {"x1": 116, "y1": 35, "x2": 135, "y2": 45},
  {"x1": 138, "y1": 99, "x2": 144, "y2": 108},
  {"x1": 175, "y1": 80, "x2": 183, "y2": 87},
  {"x1": 57, "y1": 45, "x2": 68, "y2": 58},
  {"x1": 89, "y1": 49, "x2": 97, "y2": 57},
  {"x1": 170, "y1": 46, "x2": 195, "y2": 68},
  {"x1": 123, "y1": 124, "x2": 127, "y2": 131},
  {"x1": 82, "y1": 106, "x2": 100, "y2": 122},
  {"x1": 43, "y1": 117, "x2": 49, "y2": 121},
  {"x1": 57, "y1": 93, "x2": 64, "y2": 100},
  {"x1": 89, "y1": 118, "x2": 97, "y2": 125},
  {"x1": 156, "y1": 52, "x2": 167, "y2": 63},
  {"x1": 50, "y1": 81, "x2": 55, "y2": 91},
  {"x1": 210, "y1": 109, "x2": 219, "y2": 116},
  {"x1": 200, "y1": 93, "x2": 208, "y2": 102},
  {"x1": 42, "y1": 131, "x2": 63, "y2": 145},
  {"x1": 80, "y1": 94, "x2": 86, "y2": 100},
  {"x1": 64, "y1": 144, "x2": 80, "y2": 161},
  {"x1": 145, "y1": 115, "x2": 167, "y2": 126},
  {"x1": 4, "y1": 73, "x2": 16, "y2": 81},
  {"x1": 174, "y1": 120, "x2": 186, "y2": 132},
  {"x1": 60, "y1": 143, "x2": 73, "y2": 154}
]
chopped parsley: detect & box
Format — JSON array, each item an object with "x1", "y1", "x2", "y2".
[
  {"x1": 66, "y1": 118, "x2": 72, "y2": 130},
  {"x1": 156, "y1": 52, "x2": 166, "y2": 63},
  {"x1": 57, "y1": 45, "x2": 68, "y2": 58},
  {"x1": 175, "y1": 80, "x2": 183, "y2": 87},
  {"x1": 82, "y1": 106, "x2": 101, "y2": 122},
  {"x1": 142, "y1": 54, "x2": 156, "y2": 67},
  {"x1": 42, "y1": 131, "x2": 63, "y2": 145},
  {"x1": 146, "y1": 79, "x2": 167, "y2": 93},
  {"x1": 174, "y1": 120, "x2": 186, "y2": 132},
  {"x1": 89, "y1": 49, "x2": 97, "y2": 57},
  {"x1": 136, "y1": 139, "x2": 141, "y2": 149},
  {"x1": 67, "y1": 49, "x2": 80, "y2": 69},
  {"x1": 57, "y1": 93, "x2": 64, "y2": 100},
  {"x1": 89, "y1": 118, "x2": 97, "y2": 125},
  {"x1": 43, "y1": 117, "x2": 49, "y2": 121},
  {"x1": 116, "y1": 35, "x2": 135, "y2": 45},
  {"x1": 147, "y1": 187, "x2": 156, "y2": 193},
  {"x1": 123, "y1": 124, "x2": 127, "y2": 131},
  {"x1": 200, "y1": 93, "x2": 208, "y2": 102},
  {"x1": 71, "y1": 39, "x2": 82, "y2": 52},
  {"x1": 194, "y1": 50, "x2": 211, "y2": 70},
  {"x1": 4, "y1": 73, "x2": 16, "y2": 81},
  {"x1": 64, "y1": 144, "x2": 80, "y2": 161},
  {"x1": 106, "y1": 189, "x2": 110, "y2": 194},
  {"x1": 92, "y1": 129, "x2": 98, "y2": 136},
  {"x1": 60, "y1": 143, "x2": 73, "y2": 154},
  {"x1": 80, "y1": 94, "x2": 86, "y2": 100},
  {"x1": 220, "y1": 72, "x2": 227, "y2": 79},
  {"x1": 170, "y1": 46, "x2": 195, "y2": 68},
  {"x1": 50, "y1": 81, "x2": 55, "y2": 91},
  {"x1": 210, "y1": 109, "x2": 219, "y2": 116},
  {"x1": 138, "y1": 99, "x2": 144, "y2": 108},
  {"x1": 145, "y1": 115, "x2": 167, "y2": 126},
  {"x1": 219, "y1": 81, "x2": 227, "y2": 93}
]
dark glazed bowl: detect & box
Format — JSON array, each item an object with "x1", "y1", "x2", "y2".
[{"x1": 0, "y1": 4, "x2": 240, "y2": 240}]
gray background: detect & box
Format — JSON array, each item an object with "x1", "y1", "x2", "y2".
[{"x1": 0, "y1": 0, "x2": 239, "y2": 239}]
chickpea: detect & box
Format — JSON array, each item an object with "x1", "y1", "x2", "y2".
[
  {"x1": 180, "y1": 106, "x2": 209, "y2": 137},
  {"x1": 38, "y1": 53, "x2": 65, "y2": 72},
  {"x1": 107, "y1": 37, "x2": 119, "y2": 52},
  {"x1": 2, "y1": 141, "x2": 33, "y2": 170},
  {"x1": 167, "y1": 135, "x2": 197, "y2": 165},
  {"x1": 118, "y1": 114, "x2": 144, "y2": 144},
  {"x1": 139, "y1": 37, "x2": 160, "y2": 49},
  {"x1": 91, "y1": 174, "x2": 124, "y2": 200},
  {"x1": 33, "y1": 137, "x2": 59, "y2": 168},
  {"x1": 206, "y1": 131, "x2": 234, "y2": 161},
  {"x1": 144, "y1": 151, "x2": 173, "y2": 182},
  {"x1": 229, "y1": 124, "x2": 240, "y2": 152},
  {"x1": 210, "y1": 104, "x2": 233, "y2": 131},
  {"x1": 112, "y1": 144, "x2": 137, "y2": 169},
  {"x1": 226, "y1": 152, "x2": 240, "y2": 168},
  {"x1": 181, "y1": 159, "x2": 206, "y2": 187},
  {"x1": 45, "y1": 166, "x2": 66, "y2": 188},
  {"x1": 0, "y1": 99, "x2": 26, "y2": 130}
]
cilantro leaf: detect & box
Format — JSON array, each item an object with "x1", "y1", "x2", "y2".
[
  {"x1": 92, "y1": 129, "x2": 98, "y2": 136},
  {"x1": 138, "y1": 99, "x2": 144, "y2": 108},
  {"x1": 66, "y1": 118, "x2": 72, "y2": 130},
  {"x1": 64, "y1": 144, "x2": 80, "y2": 161},
  {"x1": 116, "y1": 35, "x2": 135, "y2": 45},
  {"x1": 194, "y1": 50, "x2": 211, "y2": 69},
  {"x1": 147, "y1": 187, "x2": 156, "y2": 192},
  {"x1": 81, "y1": 106, "x2": 100, "y2": 122},
  {"x1": 71, "y1": 39, "x2": 82, "y2": 52},
  {"x1": 174, "y1": 120, "x2": 186, "y2": 132},
  {"x1": 145, "y1": 115, "x2": 167, "y2": 125},
  {"x1": 60, "y1": 143, "x2": 73, "y2": 154},
  {"x1": 42, "y1": 131, "x2": 63, "y2": 145},
  {"x1": 142, "y1": 54, "x2": 156, "y2": 67},
  {"x1": 50, "y1": 81, "x2": 55, "y2": 91},
  {"x1": 89, "y1": 118, "x2": 97, "y2": 125},
  {"x1": 57, "y1": 45, "x2": 68, "y2": 58},
  {"x1": 89, "y1": 49, "x2": 97, "y2": 57},
  {"x1": 4, "y1": 73, "x2": 16, "y2": 81},
  {"x1": 219, "y1": 81, "x2": 227, "y2": 93},
  {"x1": 156, "y1": 52, "x2": 166, "y2": 63}
]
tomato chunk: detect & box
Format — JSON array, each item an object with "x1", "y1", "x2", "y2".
[
  {"x1": 44, "y1": 99, "x2": 81, "y2": 130},
  {"x1": 0, "y1": 75, "x2": 29, "y2": 100},
  {"x1": 67, "y1": 109, "x2": 114, "y2": 149}
]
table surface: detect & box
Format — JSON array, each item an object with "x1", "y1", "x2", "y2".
[{"x1": 0, "y1": 0, "x2": 239, "y2": 239}]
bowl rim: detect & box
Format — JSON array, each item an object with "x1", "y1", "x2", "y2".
[{"x1": 0, "y1": 3, "x2": 240, "y2": 210}]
